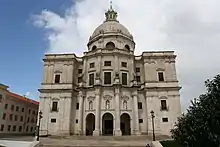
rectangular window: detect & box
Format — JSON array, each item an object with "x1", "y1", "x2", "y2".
[
  {"x1": 90, "y1": 63, "x2": 95, "y2": 68},
  {"x1": 26, "y1": 126, "x2": 29, "y2": 132},
  {"x1": 19, "y1": 126, "x2": 22, "y2": 132},
  {"x1": 8, "y1": 125, "x2": 11, "y2": 132},
  {"x1": 20, "y1": 116, "x2": 23, "y2": 122},
  {"x1": 78, "y1": 69, "x2": 82, "y2": 74},
  {"x1": 11, "y1": 105, "x2": 14, "y2": 111},
  {"x1": 2, "y1": 113, "x2": 6, "y2": 120},
  {"x1": 136, "y1": 76, "x2": 141, "y2": 82},
  {"x1": 138, "y1": 102, "x2": 142, "y2": 109},
  {"x1": 12, "y1": 125, "x2": 16, "y2": 132},
  {"x1": 136, "y1": 68, "x2": 140, "y2": 72},
  {"x1": 27, "y1": 117, "x2": 30, "y2": 123},
  {"x1": 104, "y1": 72, "x2": 111, "y2": 84},
  {"x1": 139, "y1": 119, "x2": 143, "y2": 123},
  {"x1": 29, "y1": 109, "x2": 31, "y2": 114},
  {"x1": 9, "y1": 114, "x2": 13, "y2": 121},
  {"x1": 121, "y1": 62, "x2": 127, "y2": 67},
  {"x1": 76, "y1": 103, "x2": 79, "y2": 110},
  {"x1": 89, "y1": 73, "x2": 94, "y2": 86},
  {"x1": 122, "y1": 73, "x2": 127, "y2": 85},
  {"x1": 78, "y1": 77, "x2": 82, "y2": 83},
  {"x1": 161, "y1": 100, "x2": 167, "y2": 110},
  {"x1": 22, "y1": 108, "x2": 24, "y2": 112},
  {"x1": 14, "y1": 115, "x2": 18, "y2": 121},
  {"x1": 4, "y1": 104, "x2": 8, "y2": 109},
  {"x1": 0, "y1": 94, "x2": 2, "y2": 103},
  {"x1": 0, "y1": 125, "x2": 4, "y2": 131},
  {"x1": 16, "y1": 106, "x2": 19, "y2": 112},
  {"x1": 158, "y1": 72, "x2": 164, "y2": 81},
  {"x1": 104, "y1": 61, "x2": 111, "y2": 66},
  {"x1": 31, "y1": 127, "x2": 33, "y2": 132},
  {"x1": 51, "y1": 119, "x2": 56, "y2": 123},
  {"x1": 55, "y1": 75, "x2": 60, "y2": 83},
  {"x1": 52, "y1": 102, "x2": 58, "y2": 111},
  {"x1": 76, "y1": 119, "x2": 78, "y2": 123},
  {"x1": 162, "y1": 118, "x2": 168, "y2": 122}
]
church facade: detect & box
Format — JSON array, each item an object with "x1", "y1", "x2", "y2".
[{"x1": 38, "y1": 6, "x2": 181, "y2": 136}]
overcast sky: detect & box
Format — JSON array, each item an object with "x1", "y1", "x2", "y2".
[{"x1": 33, "y1": 0, "x2": 220, "y2": 111}]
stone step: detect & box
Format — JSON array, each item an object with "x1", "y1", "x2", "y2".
[{"x1": 47, "y1": 135, "x2": 170, "y2": 141}]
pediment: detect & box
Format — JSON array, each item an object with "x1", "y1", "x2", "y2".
[
  {"x1": 87, "y1": 96, "x2": 95, "y2": 101},
  {"x1": 103, "y1": 95, "x2": 113, "y2": 100},
  {"x1": 121, "y1": 96, "x2": 129, "y2": 101}
]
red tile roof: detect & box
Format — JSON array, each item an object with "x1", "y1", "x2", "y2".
[{"x1": 7, "y1": 92, "x2": 39, "y2": 105}]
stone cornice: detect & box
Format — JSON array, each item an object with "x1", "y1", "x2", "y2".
[
  {"x1": 88, "y1": 33, "x2": 135, "y2": 46},
  {"x1": 144, "y1": 86, "x2": 182, "y2": 91},
  {"x1": 38, "y1": 88, "x2": 78, "y2": 93},
  {"x1": 83, "y1": 48, "x2": 134, "y2": 59}
]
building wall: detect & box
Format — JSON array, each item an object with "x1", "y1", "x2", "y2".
[{"x1": 0, "y1": 85, "x2": 39, "y2": 136}]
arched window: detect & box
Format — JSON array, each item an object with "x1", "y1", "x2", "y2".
[
  {"x1": 125, "y1": 45, "x2": 130, "y2": 50},
  {"x1": 92, "y1": 45, "x2": 97, "y2": 50},
  {"x1": 89, "y1": 101, "x2": 93, "y2": 110},
  {"x1": 106, "y1": 100, "x2": 110, "y2": 109},
  {"x1": 106, "y1": 42, "x2": 115, "y2": 49},
  {"x1": 123, "y1": 101, "x2": 127, "y2": 109}
]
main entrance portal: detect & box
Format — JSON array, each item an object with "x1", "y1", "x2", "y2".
[
  {"x1": 120, "y1": 113, "x2": 131, "y2": 135},
  {"x1": 102, "y1": 113, "x2": 113, "y2": 136},
  {"x1": 86, "y1": 113, "x2": 95, "y2": 136}
]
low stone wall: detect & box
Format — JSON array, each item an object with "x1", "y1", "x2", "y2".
[{"x1": 151, "y1": 141, "x2": 163, "y2": 147}]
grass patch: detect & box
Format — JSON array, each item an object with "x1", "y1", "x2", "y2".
[{"x1": 160, "y1": 140, "x2": 183, "y2": 147}]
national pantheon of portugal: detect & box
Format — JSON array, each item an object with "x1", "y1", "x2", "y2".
[{"x1": 38, "y1": 5, "x2": 181, "y2": 136}]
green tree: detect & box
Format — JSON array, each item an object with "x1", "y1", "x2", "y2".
[{"x1": 171, "y1": 74, "x2": 220, "y2": 147}]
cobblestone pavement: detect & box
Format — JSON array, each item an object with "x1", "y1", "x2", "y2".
[{"x1": 39, "y1": 135, "x2": 171, "y2": 147}]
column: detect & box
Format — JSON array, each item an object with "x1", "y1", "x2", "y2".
[
  {"x1": 132, "y1": 90, "x2": 141, "y2": 135},
  {"x1": 78, "y1": 91, "x2": 84, "y2": 135},
  {"x1": 142, "y1": 96, "x2": 148, "y2": 134},
  {"x1": 93, "y1": 87, "x2": 100, "y2": 136},
  {"x1": 114, "y1": 86, "x2": 122, "y2": 136}
]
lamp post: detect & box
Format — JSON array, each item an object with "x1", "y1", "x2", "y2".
[
  {"x1": 37, "y1": 111, "x2": 43, "y2": 141},
  {"x1": 150, "y1": 110, "x2": 156, "y2": 141}
]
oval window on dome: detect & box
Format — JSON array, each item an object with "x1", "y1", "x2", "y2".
[
  {"x1": 106, "y1": 42, "x2": 115, "y2": 49},
  {"x1": 125, "y1": 45, "x2": 130, "y2": 50},
  {"x1": 92, "y1": 45, "x2": 97, "y2": 50}
]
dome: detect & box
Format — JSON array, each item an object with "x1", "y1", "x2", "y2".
[
  {"x1": 89, "y1": 4, "x2": 133, "y2": 41},
  {"x1": 91, "y1": 21, "x2": 133, "y2": 40}
]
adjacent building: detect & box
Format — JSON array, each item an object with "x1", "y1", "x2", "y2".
[
  {"x1": 0, "y1": 84, "x2": 39, "y2": 135},
  {"x1": 38, "y1": 6, "x2": 181, "y2": 136}
]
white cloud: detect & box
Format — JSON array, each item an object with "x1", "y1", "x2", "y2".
[{"x1": 33, "y1": 0, "x2": 220, "y2": 111}]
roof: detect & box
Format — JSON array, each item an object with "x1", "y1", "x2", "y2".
[{"x1": 7, "y1": 92, "x2": 39, "y2": 105}]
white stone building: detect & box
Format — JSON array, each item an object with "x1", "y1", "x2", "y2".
[{"x1": 38, "y1": 6, "x2": 181, "y2": 137}]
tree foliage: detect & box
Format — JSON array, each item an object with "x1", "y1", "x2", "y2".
[{"x1": 171, "y1": 74, "x2": 220, "y2": 147}]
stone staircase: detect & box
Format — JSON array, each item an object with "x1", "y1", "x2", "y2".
[{"x1": 39, "y1": 135, "x2": 171, "y2": 147}]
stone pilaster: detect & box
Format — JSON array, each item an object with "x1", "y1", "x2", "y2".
[
  {"x1": 93, "y1": 87, "x2": 101, "y2": 136},
  {"x1": 132, "y1": 90, "x2": 141, "y2": 135},
  {"x1": 114, "y1": 85, "x2": 122, "y2": 136},
  {"x1": 78, "y1": 91, "x2": 84, "y2": 135},
  {"x1": 142, "y1": 95, "x2": 148, "y2": 134}
]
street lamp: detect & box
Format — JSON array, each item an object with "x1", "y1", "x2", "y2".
[
  {"x1": 150, "y1": 110, "x2": 156, "y2": 141},
  {"x1": 37, "y1": 111, "x2": 43, "y2": 141}
]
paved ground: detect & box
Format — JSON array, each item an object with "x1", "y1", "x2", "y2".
[
  {"x1": 40, "y1": 135, "x2": 171, "y2": 147},
  {"x1": 0, "y1": 136, "x2": 36, "y2": 141},
  {"x1": 0, "y1": 136, "x2": 38, "y2": 147}
]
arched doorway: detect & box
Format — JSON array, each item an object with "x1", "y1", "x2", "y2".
[
  {"x1": 86, "y1": 113, "x2": 95, "y2": 136},
  {"x1": 120, "y1": 113, "x2": 131, "y2": 135},
  {"x1": 102, "y1": 113, "x2": 113, "y2": 136}
]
